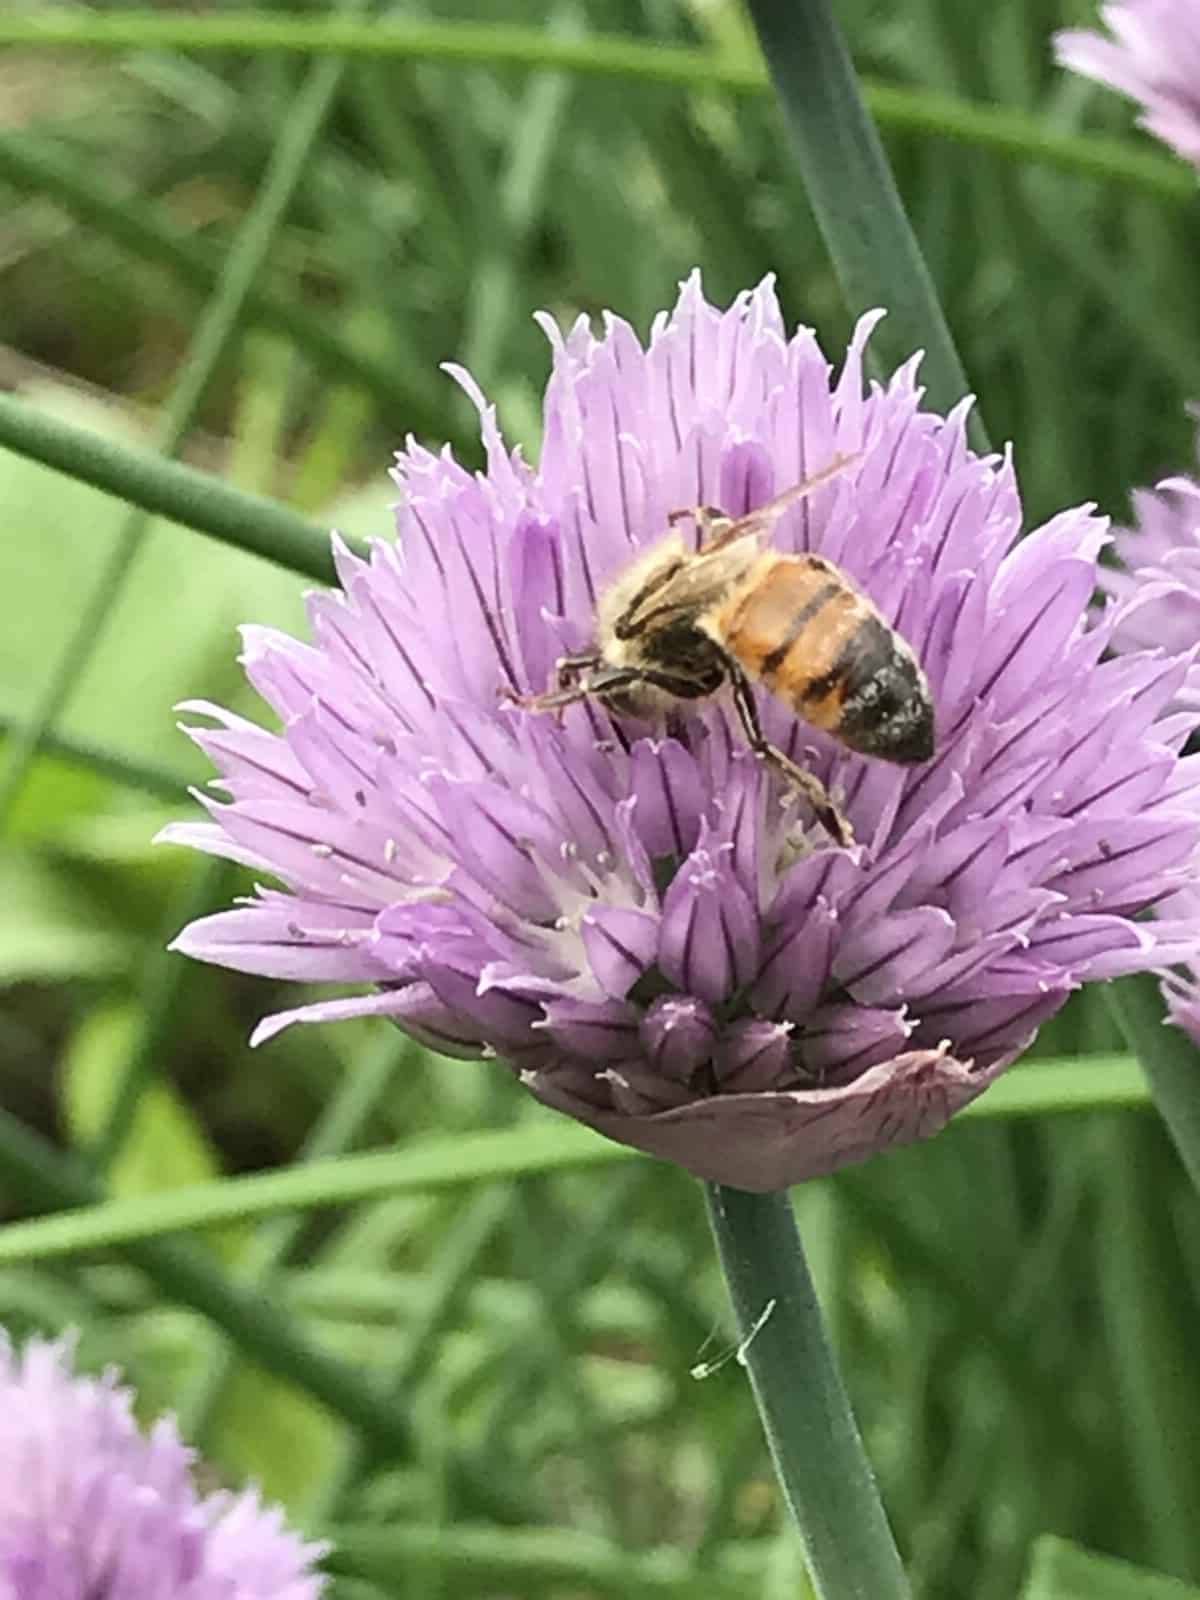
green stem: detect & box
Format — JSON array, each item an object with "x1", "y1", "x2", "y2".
[
  {"x1": 0, "y1": 707, "x2": 189, "y2": 800},
  {"x1": 0, "y1": 1059, "x2": 1152, "y2": 1265},
  {"x1": 0, "y1": 0, "x2": 364, "y2": 828},
  {"x1": 90, "y1": 860, "x2": 236, "y2": 1174},
  {"x1": 0, "y1": 1123, "x2": 626, "y2": 1265},
  {"x1": 325, "y1": 1521, "x2": 752, "y2": 1598},
  {"x1": 308, "y1": 1186, "x2": 511, "y2": 1522},
  {"x1": 0, "y1": 133, "x2": 450, "y2": 429},
  {"x1": 705, "y1": 1185, "x2": 909, "y2": 1598},
  {"x1": 0, "y1": 1106, "x2": 414, "y2": 1461},
  {"x1": 1106, "y1": 971, "x2": 1200, "y2": 1196},
  {"x1": 744, "y1": 0, "x2": 978, "y2": 430},
  {"x1": 0, "y1": 390, "x2": 332, "y2": 580},
  {"x1": 0, "y1": 15, "x2": 1190, "y2": 205},
  {"x1": 178, "y1": 1030, "x2": 412, "y2": 1443}
]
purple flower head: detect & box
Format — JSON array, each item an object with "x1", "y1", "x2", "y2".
[
  {"x1": 1055, "y1": 1, "x2": 1200, "y2": 169},
  {"x1": 1101, "y1": 422, "x2": 1200, "y2": 702},
  {"x1": 161, "y1": 276, "x2": 1200, "y2": 1191},
  {"x1": 1160, "y1": 884, "x2": 1200, "y2": 1040},
  {"x1": 1102, "y1": 423, "x2": 1200, "y2": 1044},
  {"x1": 0, "y1": 1331, "x2": 326, "y2": 1599}
]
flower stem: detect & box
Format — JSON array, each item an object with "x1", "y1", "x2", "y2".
[
  {"x1": 1106, "y1": 971, "x2": 1200, "y2": 1196},
  {"x1": 705, "y1": 1183, "x2": 910, "y2": 1599}
]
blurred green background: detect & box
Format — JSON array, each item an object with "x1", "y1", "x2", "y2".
[{"x1": 2, "y1": 1, "x2": 1200, "y2": 1596}]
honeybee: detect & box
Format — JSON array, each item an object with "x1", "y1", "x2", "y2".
[{"x1": 513, "y1": 456, "x2": 934, "y2": 847}]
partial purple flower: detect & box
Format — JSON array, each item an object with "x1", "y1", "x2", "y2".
[
  {"x1": 161, "y1": 276, "x2": 1200, "y2": 1191},
  {"x1": 1056, "y1": 2, "x2": 1200, "y2": 168},
  {"x1": 1101, "y1": 424, "x2": 1200, "y2": 700},
  {"x1": 0, "y1": 1330, "x2": 326, "y2": 1598},
  {"x1": 1101, "y1": 422, "x2": 1200, "y2": 1044},
  {"x1": 1160, "y1": 884, "x2": 1200, "y2": 1039}
]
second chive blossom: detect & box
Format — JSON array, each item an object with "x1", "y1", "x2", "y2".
[
  {"x1": 1056, "y1": 1, "x2": 1200, "y2": 170},
  {"x1": 1101, "y1": 420, "x2": 1200, "y2": 1043},
  {"x1": 162, "y1": 277, "x2": 1200, "y2": 1190},
  {"x1": 0, "y1": 1331, "x2": 326, "y2": 1598}
]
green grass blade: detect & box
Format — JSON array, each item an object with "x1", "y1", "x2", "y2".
[
  {"x1": 460, "y1": 4, "x2": 581, "y2": 391},
  {"x1": 177, "y1": 1029, "x2": 414, "y2": 1443},
  {"x1": 962, "y1": 1054, "x2": 1147, "y2": 1118},
  {"x1": 307, "y1": 1185, "x2": 513, "y2": 1522},
  {"x1": 0, "y1": 1105, "x2": 415, "y2": 1461},
  {"x1": 744, "y1": 0, "x2": 976, "y2": 426},
  {"x1": 89, "y1": 859, "x2": 236, "y2": 1174},
  {"x1": 0, "y1": 1058, "x2": 1154, "y2": 1263},
  {"x1": 0, "y1": 0, "x2": 368, "y2": 828},
  {"x1": 0, "y1": 13, "x2": 1190, "y2": 196},
  {"x1": 1096, "y1": 1120, "x2": 1200, "y2": 1580},
  {"x1": 1023, "y1": 1534, "x2": 1200, "y2": 1599},
  {"x1": 1106, "y1": 972, "x2": 1200, "y2": 1197},
  {"x1": 0, "y1": 134, "x2": 427, "y2": 422},
  {"x1": 0, "y1": 391, "x2": 333, "y2": 579},
  {"x1": 0, "y1": 15, "x2": 1191, "y2": 201},
  {"x1": 326, "y1": 1521, "x2": 756, "y2": 1598},
  {"x1": 0, "y1": 709, "x2": 190, "y2": 800}
]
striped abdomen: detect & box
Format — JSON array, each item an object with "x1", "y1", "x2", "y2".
[
  {"x1": 704, "y1": 552, "x2": 934, "y2": 763},
  {"x1": 706, "y1": 555, "x2": 869, "y2": 727}
]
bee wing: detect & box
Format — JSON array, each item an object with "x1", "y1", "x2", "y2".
[
  {"x1": 619, "y1": 543, "x2": 758, "y2": 635},
  {"x1": 698, "y1": 451, "x2": 859, "y2": 553}
]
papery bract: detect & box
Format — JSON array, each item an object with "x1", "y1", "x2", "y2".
[{"x1": 162, "y1": 276, "x2": 1200, "y2": 1190}]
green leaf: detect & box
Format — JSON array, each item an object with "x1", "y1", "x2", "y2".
[
  {"x1": 61, "y1": 1001, "x2": 246, "y2": 1262},
  {"x1": 0, "y1": 14, "x2": 1191, "y2": 203},
  {"x1": 0, "y1": 1056, "x2": 1157, "y2": 1265},
  {"x1": 1022, "y1": 1535, "x2": 1200, "y2": 1599},
  {"x1": 215, "y1": 1360, "x2": 341, "y2": 1506},
  {"x1": 0, "y1": 851, "x2": 129, "y2": 982},
  {"x1": 0, "y1": 383, "x2": 310, "y2": 771},
  {"x1": 0, "y1": 386, "x2": 335, "y2": 589}
]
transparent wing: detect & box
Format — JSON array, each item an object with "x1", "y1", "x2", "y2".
[
  {"x1": 619, "y1": 453, "x2": 859, "y2": 637},
  {"x1": 697, "y1": 451, "x2": 859, "y2": 553},
  {"x1": 617, "y1": 543, "x2": 760, "y2": 636}
]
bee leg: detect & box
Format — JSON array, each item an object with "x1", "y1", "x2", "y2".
[
  {"x1": 554, "y1": 651, "x2": 603, "y2": 691},
  {"x1": 510, "y1": 683, "x2": 591, "y2": 712},
  {"x1": 502, "y1": 652, "x2": 602, "y2": 712},
  {"x1": 510, "y1": 663, "x2": 658, "y2": 714},
  {"x1": 727, "y1": 664, "x2": 854, "y2": 848},
  {"x1": 667, "y1": 504, "x2": 738, "y2": 550}
]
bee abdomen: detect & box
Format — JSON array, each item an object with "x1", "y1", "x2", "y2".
[
  {"x1": 766, "y1": 602, "x2": 879, "y2": 731},
  {"x1": 718, "y1": 554, "x2": 935, "y2": 763},
  {"x1": 716, "y1": 558, "x2": 849, "y2": 682},
  {"x1": 796, "y1": 613, "x2": 935, "y2": 763},
  {"x1": 758, "y1": 579, "x2": 845, "y2": 676}
]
